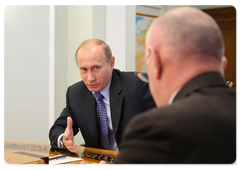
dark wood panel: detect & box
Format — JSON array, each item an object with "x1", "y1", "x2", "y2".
[
  {"x1": 203, "y1": 7, "x2": 236, "y2": 89},
  {"x1": 203, "y1": 6, "x2": 236, "y2": 21}
]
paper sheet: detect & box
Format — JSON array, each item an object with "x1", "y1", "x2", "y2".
[{"x1": 49, "y1": 156, "x2": 83, "y2": 164}]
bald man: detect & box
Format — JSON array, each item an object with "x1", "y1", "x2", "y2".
[
  {"x1": 49, "y1": 39, "x2": 155, "y2": 152},
  {"x1": 115, "y1": 7, "x2": 237, "y2": 164},
  {"x1": 114, "y1": 7, "x2": 236, "y2": 164}
]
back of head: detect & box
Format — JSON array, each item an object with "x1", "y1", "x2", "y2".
[
  {"x1": 152, "y1": 7, "x2": 224, "y2": 62},
  {"x1": 145, "y1": 7, "x2": 226, "y2": 107}
]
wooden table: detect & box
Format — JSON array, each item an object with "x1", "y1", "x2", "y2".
[{"x1": 4, "y1": 141, "x2": 119, "y2": 164}]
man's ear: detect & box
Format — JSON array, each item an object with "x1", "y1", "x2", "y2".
[
  {"x1": 152, "y1": 50, "x2": 162, "y2": 80},
  {"x1": 221, "y1": 56, "x2": 227, "y2": 76},
  {"x1": 222, "y1": 56, "x2": 227, "y2": 70},
  {"x1": 111, "y1": 56, "x2": 115, "y2": 68}
]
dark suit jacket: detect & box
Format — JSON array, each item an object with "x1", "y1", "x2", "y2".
[
  {"x1": 115, "y1": 72, "x2": 236, "y2": 163},
  {"x1": 49, "y1": 69, "x2": 155, "y2": 149}
]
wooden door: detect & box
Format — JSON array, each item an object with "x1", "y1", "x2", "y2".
[{"x1": 203, "y1": 7, "x2": 236, "y2": 89}]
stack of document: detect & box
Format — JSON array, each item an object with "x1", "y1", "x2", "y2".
[{"x1": 49, "y1": 155, "x2": 83, "y2": 165}]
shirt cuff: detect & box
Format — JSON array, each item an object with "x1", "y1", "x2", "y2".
[{"x1": 57, "y1": 133, "x2": 64, "y2": 149}]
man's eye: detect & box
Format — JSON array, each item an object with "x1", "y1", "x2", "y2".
[{"x1": 95, "y1": 67, "x2": 99, "y2": 70}]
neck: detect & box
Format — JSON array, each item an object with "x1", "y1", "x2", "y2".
[{"x1": 154, "y1": 61, "x2": 222, "y2": 108}]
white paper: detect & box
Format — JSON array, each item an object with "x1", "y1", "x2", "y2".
[{"x1": 49, "y1": 156, "x2": 83, "y2": 165}]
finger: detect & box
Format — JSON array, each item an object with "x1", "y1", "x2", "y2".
[
  {"x1": 67, "y1": 148, "x2": 78, "y2": 153},
  {"x1": 68, "y1": 145, "x2": 78, "y2": 153},
  {"x1": 71, "y1": 143, "x2": 78, "y2": 152},
  {"x1": 67, "y1": 116, "x2": 73, "y2": 130},
  {"x1": 64, "y1": 141, "x2": 78, "y2": 153},
  {"x1": 63, "y1": 117, "x2": 72, "y2": 141}
]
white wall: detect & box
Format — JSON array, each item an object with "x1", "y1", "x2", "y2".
[
  {"x1": 126, "y1": 5, "x2": 137, "y2": 71},
  {"x1": 67, "y1": 6, "x2": 93, "y2": 86},
  {"x1": 107, "y1": 6, "x2": 127, "y2": 71},
  {"x1": 55, "y1": 6, "x2": 68, "y2": 121},
  {"x1": 4, "y1": 6, "x2": 50, "y2": 143},
  {"x1": 92, "y1": 6, "x2": 106, "y2": 41}
]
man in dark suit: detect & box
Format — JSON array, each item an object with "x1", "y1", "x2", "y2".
[
  {"x1": 113, "y1": 7, "x2": 236, "y2": 163},
  {"x1": 49, "y1": 39, "x2": 155, "y2": 152},
  {"x1": 115, "y1": 73, "x2": 236, "y2": 163}
]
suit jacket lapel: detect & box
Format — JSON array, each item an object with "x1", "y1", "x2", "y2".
[
  {"x1": 110, "y1": 70, "x2": 123, "y2": 137},
  {"x1": 79, "y1": 89, "x2": 99, "y2": 147}
]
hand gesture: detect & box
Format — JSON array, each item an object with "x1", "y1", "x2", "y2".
[{"x1": 62, "y1": 117, "x2": 78, "y2": 153}]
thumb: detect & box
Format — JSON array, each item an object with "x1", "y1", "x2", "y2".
[
  {"x1": 67, "y1": 116, "x2": 73, "y2": 130},
  {"x1": 64, "y1": 117, "x2": 72, "y2": 140}
]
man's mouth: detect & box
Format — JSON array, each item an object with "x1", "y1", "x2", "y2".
[{"x1": 88, "y1": 84, "x2": 98, "y2": 88}]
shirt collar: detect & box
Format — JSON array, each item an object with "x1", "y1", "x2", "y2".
[
  {"x1": 168, "y1": 87, "x2": 181, "y2": 105},
  {"x1": 93, "y1": 80, "x2": 111, "y2": 102}
]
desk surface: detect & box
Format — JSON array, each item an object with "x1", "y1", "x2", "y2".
[{"x1": 4, "y1": 141, "x2": 119, "y2": 164}]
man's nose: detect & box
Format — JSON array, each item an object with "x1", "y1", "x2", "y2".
[{"x1": 87, "y1": 71, "x2": 96, "y2": 82}]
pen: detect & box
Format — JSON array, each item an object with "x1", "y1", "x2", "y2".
[{"x1": 49, "y1": 155, "x2": 67, "y2": 160}]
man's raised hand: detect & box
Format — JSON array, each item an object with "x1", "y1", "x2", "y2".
[{"x1": 62, "y1": 116, "x2": 78, "y2": 153}]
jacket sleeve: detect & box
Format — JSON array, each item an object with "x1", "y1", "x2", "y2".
[{"x1": 48, "y1": 86, "x2": 79, "y2": 149}]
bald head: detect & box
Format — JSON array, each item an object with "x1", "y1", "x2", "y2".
[
  {"x1": 148, "y1": 7, "x2": 224, "y2": 61},
  {"x1": 145, "y1": 7, "x2": 227, "y2": 107}
]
